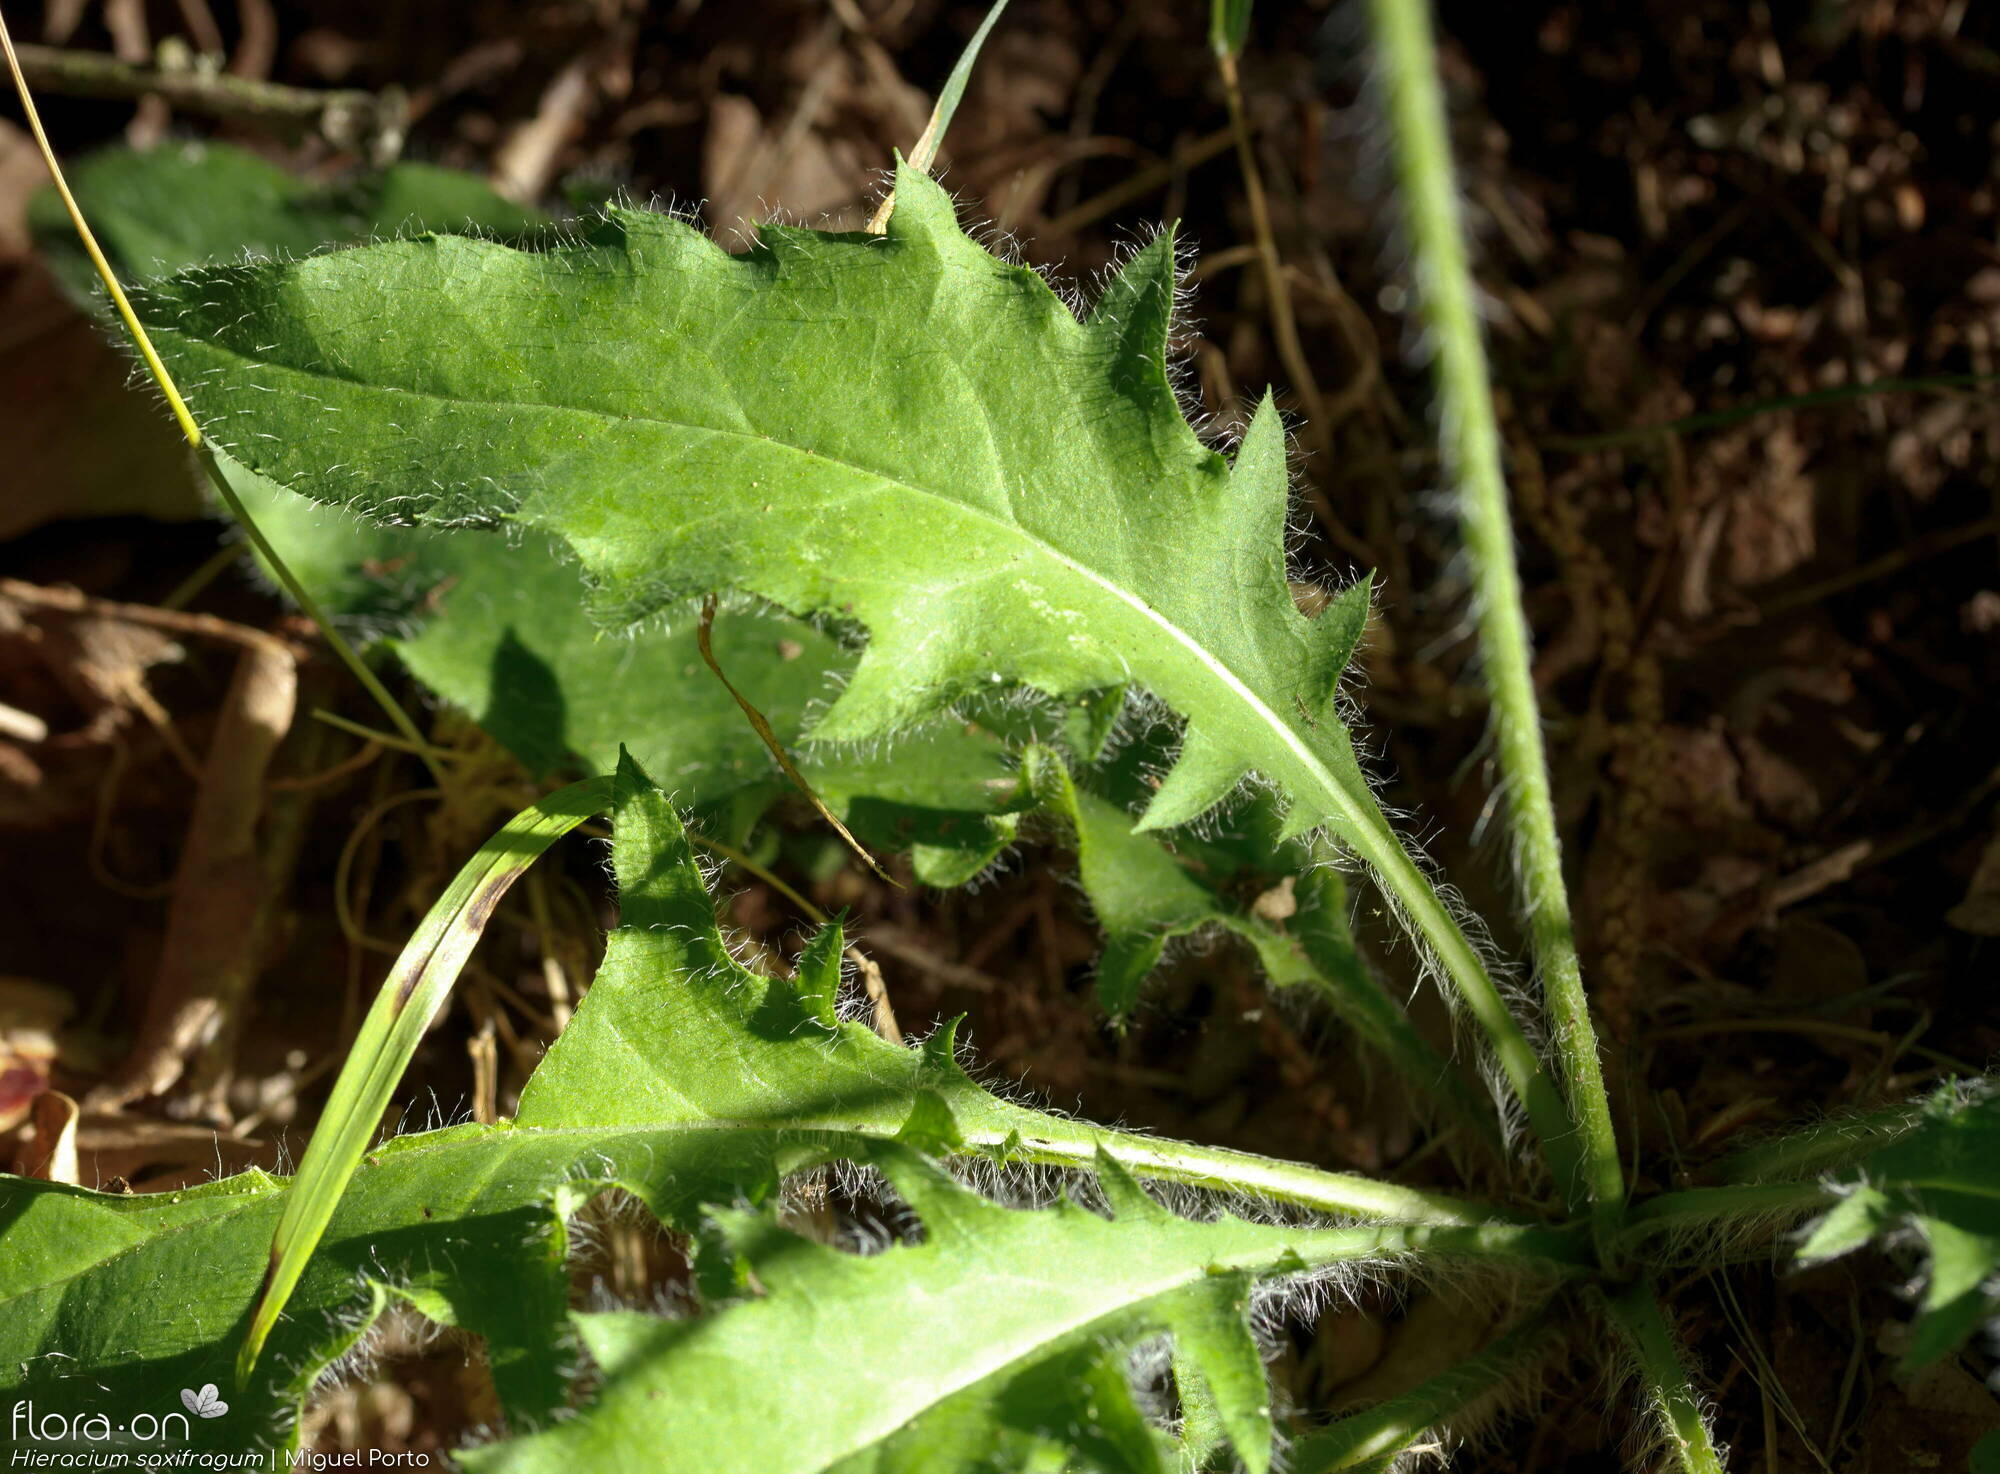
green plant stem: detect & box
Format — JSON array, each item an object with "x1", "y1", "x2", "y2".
[
  {"x1": 1288, "y1": 1304, "x2": 1560, "y2": 1472},
  {"x1": 1004, "y1": 1124, "x2": 1557, "y2": 1235},
  {"x1": 1365, "y1": 0, "x2": 1622, "y2": 1233},
  {"x1": 1309, "y1": 831, "x2": 1576, "y2": 1189},
  {"x1": 1617, "y1": 1181, "x2": 1835, "y2": 1261},
  {"x1": 1712, "y1": 1099, "x2": 1928, "y2": 1185},
  {"x1": 1604, "y1": 1280, "x2": 1726, "y2": 1474}
]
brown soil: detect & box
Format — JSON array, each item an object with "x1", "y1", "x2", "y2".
[{"x1": 3, "y1": 1, "x2": 1998, "y2": 1468}]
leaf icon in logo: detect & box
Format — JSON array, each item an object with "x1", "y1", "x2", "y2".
[{"x1": 179, "y1": 1384, "x2": 228, "y2": 1419}]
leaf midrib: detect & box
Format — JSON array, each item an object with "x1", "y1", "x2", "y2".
[
  {"x1": 782, "y1": 1245, "x2": 1264, "y2": 1472},
  {"x1": 652, "y1": 1216, "x2": 1379, "y2": 1473},
  {"x1": 175, "y1": 330, "x2": 1372, "y2": 840},
  {"x1": 0, "y1": 1116, "x2": 931, "y2": 1313}
]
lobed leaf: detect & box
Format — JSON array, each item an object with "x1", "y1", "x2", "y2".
[
  {"x1": 48, "y1": 141, "x2": 1507, "y2": 1065},
  {"x1": 464, "y1": 1145, "x2": 1564, "y2": 1474},
  {"x1": 36, "y1": 146, "x2": 1029, "y2": 882},
  {"x1": 0, "y1": 755, "x2": 1515, "y2": 1456},
  {"x1": 1794, "y1": 1081, "x2": 2000, "y2": 1368},
  {"x1": 129, "y1": 166, "x2": 1375, "y2": 848},
  {"x1": 124, "y1": 155, "x2": 1570, "y2": 1162},
  {"x1": 1023, "y1": 745, "x2": 1495, "y2": 1142}
]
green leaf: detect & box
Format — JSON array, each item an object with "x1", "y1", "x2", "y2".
[
  {"x1": 229, "y1": 454, "x2": 1030, "y2": 884},
  {"x1": 31, "y1": 139, "x2": 545, "y2": 295},
  {"x1": 241, "y1": 476, "x2": 1383, "y2": 1012},
  {"x1": 52, "y1": 144, "x2": 1547, "y2": 1143},
  {"x1": 1210, "y1": 0, "x2": 1254, "y2": 58},
  {"x1": 41, "y1": 143, "x2": 1031, "y2": 885},
  {"x1": 515, "y1": 754, "x2": 1482, "y2": 1228},
  {"x1": 1794, "y1": 1081, "x2": 2000, "y2": 1368},
  {"x1": 130, "y1": 169, "x2": 1372, "y2": 849},
  {"x1": 49, "y1": 143, "x2": 1479, "y2": 1041},
  {"x1": 128, "y1": 161, "x2": 1569, "y2": 1159},
  {"x1": 1024, "y1": 745, "x2": 1495, "y2": 1142},
  {"x1": 0, "y1": 755, "x2": 1524, "y2": 1454},
  {"x1": 463, "y1": 1145, "x2": 1542, "y2": 1474}
]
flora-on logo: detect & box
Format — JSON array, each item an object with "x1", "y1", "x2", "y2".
[
  {"x1": 12, "y1": 1395, "x2": 192, "y2": 1444},
  {"x1": 180, "y1": 1383, "x2": 229, "y2": 1419}
]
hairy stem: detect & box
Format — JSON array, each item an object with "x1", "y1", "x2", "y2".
[
  {"x1": 1365, "y1": 0, "x2": 1623, "y2": 1232},
  {"x1": 1604, "y1": 1280, "x2": 1727, "y2": 1474},
  {"x1": 1001, "y1": 1124, "x2": 1566, "y2": 1236},
  {"x1": 1617, "y1": 1181, "x2": 1835, "y2": 1266},
  {"x1": 1711, "y1": 1097, "x2": 1929, "y2": 1185}
]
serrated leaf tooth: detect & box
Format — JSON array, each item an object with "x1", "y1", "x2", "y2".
[
  {"x1": 1299, "y1": 575, "x2": 1373, "y2": 722},
  {"x1": 790, "y1": 918, "x2": 845, "y2": 1029},
  {"x1": 918, "y1": 1015, "x2": 969, "y2": 1080},
  {"x1": 1135, "y1": 726, "x2": 1249, "y2": 833},
  {"x1": 880, "y1": 161, "x2": 959, "y2": 249},
  {"x1": 1087, "y1": 232, "x2": 1177, "y2": 375},
  {"x1": 1227, "y1": 391, "x2": 1293, "y2": 590},
  {"x1": 894, "y1": 1090, "x2": 965, "y2": 1154},
  {"x1": 808, "y1": 629, "x2": 953, "y2": 744},
  {"x1": 1164, "y1": 1274, "x2": 1272, "y2": 1474},
  {"x1": 1093, "y1": 1149, "x2": 1164, "y2": 1224},
  {"x1": 873, "y1": 1142, "x2": 1004, "y2": 1244},
  {"x1": 609, "y1": 749, "x2": 711, "y2": 932}
]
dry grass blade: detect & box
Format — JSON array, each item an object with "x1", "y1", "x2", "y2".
[{"x1": 864, "y1": 0, "x2": 1009, "y2": 233}]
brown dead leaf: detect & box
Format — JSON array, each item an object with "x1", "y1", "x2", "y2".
[
  {"x1": 1724, "y1": 421, "x2": 1818, "y2": 589},
  {"x1": 17, "y1": 1088, "x2": 78, "y2": 1182},
  {"x1": 1251, "y1": 875, "x2": 1298, "y2": 923},
  {"x1": 0, "y1": 260, "x2": 205, "y2": 540},
  {"x1": 1656, "y1": 723, "x2": 1753, "y2": 825},
  {"x1": 1328, "y1": 1292, "x2": 1502, "y2": 1414},
  {"x1": 0, "y1": 975, "x2": 71, "y2": 1133},
  {"x1": 91, "y1": 633, "x2": 297, "y2": 1107},
  {"x1": 59, "y1": 1111, "x2": 268, "y2": 1190},
  {"x1": 704, "y1": 90, "x2": 868, "y2": 238},
  {"x1": 1736, "y1": 731, "x2": 1822, "y2": 828}
]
